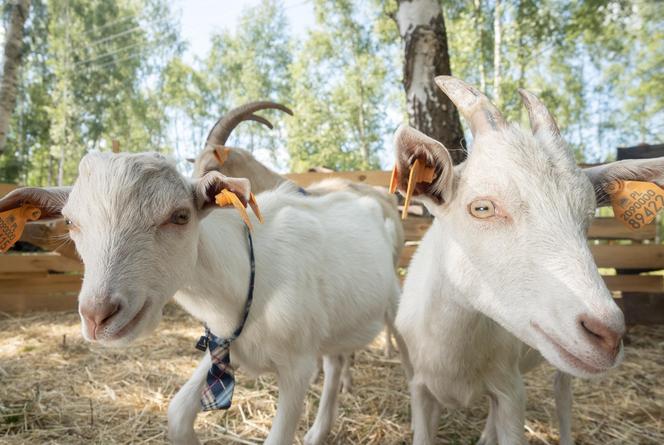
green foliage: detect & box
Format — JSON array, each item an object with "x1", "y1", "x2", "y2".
[
  {"x1": 2, "y1": 0, "x2": 180, "y2": 186},
  {"x1": 0, "y1": 0, "x2": 661, "y2": 184},
  {"x1": 286, "y1": 0, "x2": 400, "y2": 171}
]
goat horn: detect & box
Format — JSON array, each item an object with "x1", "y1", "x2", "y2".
[
  {"x1": 205, "y1": 101, "x2": 294, "y2": 148},
  {"x1": 434, "y1": 76, "x2": 506, "y2": 136},
  {"x1": 518, "y1": 89, "x2": 560, "y2": 137},
  {"x1": 247, "y1": 114, "x2": 274, "y2": 130}
]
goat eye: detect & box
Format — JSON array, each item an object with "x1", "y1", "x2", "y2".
[
  {"x1": 169, "y1": 209, "x2": 190, "y2": 225},
  {"x1": 64, "y1": 218, "x2": 77, "y2": 229},
  {"x1": 469, "y1": 200, "x2": 496, "y2": 219}
]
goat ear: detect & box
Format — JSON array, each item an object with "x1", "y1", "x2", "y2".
[
  {"x1": 584, "y1": 158, "x2": 664, "y2": 207},
  {"x1": 0, "y1": 187, "x2": 71, "y2": 219},
  {"x1": 194, "y1": 170, "x2": 251, "y2": 211},
  {"x1": 393, "y1": 125, "x2": 455, "y2": 205}
]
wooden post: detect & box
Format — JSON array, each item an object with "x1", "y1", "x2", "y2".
[{"x1": 112, "y1": 139, "x2": 120, "y2": 153}]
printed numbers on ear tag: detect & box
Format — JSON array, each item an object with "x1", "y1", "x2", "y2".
[
  {"x1": 215, "y1": 189, "x2": 263, "y2": 231},
  {"x1": 608, "y1": 180, "x2": 664, "y2": 230},
  {"x1": 401, "y1": 159, "x2": 435, "y2": 220},
  {"x1": 0, "y1": 205, "x2": 41, "y2": 253}
]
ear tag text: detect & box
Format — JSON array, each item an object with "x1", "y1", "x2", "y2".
[
  {"x1": 607, "y1": 180, "x2": 664, "y2": 230},
  {"x1": 401, "y1": 159, "x2": 435, "y2": 220},
  {"x1": 0, "y1": 205, "x2": 41, "y2": 253},
  {"x1": 215, "y1": 189, "x2": 263, "y2": 231}
]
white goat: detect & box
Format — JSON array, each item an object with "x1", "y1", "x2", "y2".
[
  {"x1": 0, "y1": 152, "x2": 403, "y2": 445},
  {"x1": 392, "y1": 76, "x2": 664, "y2": 445},
  {"x1": 194, "y1": 102, "x2": 406, "y2": 368}
]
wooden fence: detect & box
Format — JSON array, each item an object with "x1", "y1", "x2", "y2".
[{"x1": 2, "y1": 172, "x2": 663, "y2": 323}]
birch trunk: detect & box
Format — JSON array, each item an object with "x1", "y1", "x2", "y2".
[
  {"x1": 395, "y1": 0, "x2": 466, "y2": 164},
  {"x1": 493, "y1": 0, "x2": 502, "y2": 106},
  {"x1": 473, "y1": 0, "x2": 486, "y2": 92},
  {"x1": 0, "y1": 0, "x2": 31, "y2": 154}
]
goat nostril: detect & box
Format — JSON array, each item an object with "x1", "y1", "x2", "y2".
[
  {"x1": 578, "y1": 315, "x2": 623, "y2": 357},
  {"x1": 581, "y1": 321, "x2": 602, "y2": 339}
]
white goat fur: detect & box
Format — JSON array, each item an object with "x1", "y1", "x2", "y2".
[
  {"x1": 8, "y1": 152, "x2": 401, "y2": 445},
  {"x1": 194, "y1": 146, "x2": 406, "y2": 366},
  {"x1": 394, "y1": 78, "x2": 634, "y2": 445}
]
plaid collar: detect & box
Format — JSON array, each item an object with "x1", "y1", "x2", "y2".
[{"x1": 196, "y1": 226, "x2": 255, "y2": 411}]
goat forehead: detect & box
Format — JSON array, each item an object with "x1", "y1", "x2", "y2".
[
  {"x1": 468, "y1": 129, "x2": 595, "y2": 218},
  {"x1": 67, "y1": 153, "x2": 191, "y2": 222}
]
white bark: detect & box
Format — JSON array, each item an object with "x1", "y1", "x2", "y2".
[
  {"x1": 0, "y1": 0, "x2": 31, "y2": 154},
  {"x1": 493, "y1": 0, "x2": 502, "y2": 105}
]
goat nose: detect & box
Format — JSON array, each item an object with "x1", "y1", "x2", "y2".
[
  {"x1": 79, "y1": 299, "x2": 120, "y2": 340},
  {"x1": 579, "y1": 315, "x2": 624, "y2": 358}
]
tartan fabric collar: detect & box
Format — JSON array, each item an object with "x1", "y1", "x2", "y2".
[{"x1": 196, "y1": 226, "x2": 255, "y2": 411}]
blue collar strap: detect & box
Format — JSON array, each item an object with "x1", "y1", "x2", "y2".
[{"x1": 197, "y1": 226, "x2": 255, "y2": 411}]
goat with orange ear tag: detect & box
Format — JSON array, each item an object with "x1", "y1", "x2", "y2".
[{"x1": 0, "y1": 205, "x2": 42, "y2": 253}]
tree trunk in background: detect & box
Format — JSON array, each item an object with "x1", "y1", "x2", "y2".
[
  {"x1": 473, "y1": 0, "x2": 486, "y2": 92},
  {"x1": 0, "y1": 0, "x2": 31, "y2": 154},
  {"x1": 395, "y1": 0, "x2": 466, "y2": 164},
  {"x1": 493, "y1": 0, "x2": 502, "y2": 106}
]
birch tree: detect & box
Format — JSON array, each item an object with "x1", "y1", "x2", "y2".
[
  {"x1": 394, "y1": 0, "x2": 466, "y2": 163},
  {"x1": 0, "y1": 0, "x2": 31, "y2": 154}
]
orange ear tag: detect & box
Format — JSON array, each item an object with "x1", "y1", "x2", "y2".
[
  {"x1": 0, "y1": 205, "x2": 41, "y2": 253},
  {"x1": 215, "y1": 189, "x2": 264, "y2": 231},
  {"x1": 389, "y1": 166, "x2": 399, "y2": 194},
  {"x1": 401, "y1": 159, "x2": 435, "y2": 220},
  {"x1": 213, "y1": 147, "x2": 231, "y2": 166},
  {"x1": 248, "y1": 193, "x2": 264, "y2": 224},
  {"x1": 607, "y1": 180, "x2": 664, "y2": 230}
]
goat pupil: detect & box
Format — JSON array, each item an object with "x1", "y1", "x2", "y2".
[{"x1": 476, "y1": 206, "x2": 488, "y2": 212}]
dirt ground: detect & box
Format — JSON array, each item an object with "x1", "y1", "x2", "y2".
[{"x1": 1, "y1": 305, "x2": 662, "y2": 444}]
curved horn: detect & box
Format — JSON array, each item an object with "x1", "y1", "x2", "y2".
[
  {"x1": 246, "y1": 114, "x2": 274, "y2": 130},
  {"x1": 434, "y1": 76, "x2": 506, "y2": 136},
  {"x1": 205, "y1": 101, "x2": 294, "y2": 148},
  {"x1": 518, "y1": 89, "x2": 560, "y2": 137}
]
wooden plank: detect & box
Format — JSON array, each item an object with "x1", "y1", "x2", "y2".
[
  {"x1": 286, "y1": 171, "x2": 391, "y2": 188},
  {"x1": 617, "y1": 144, "x2": 664, "y2": 160},
  {"x1": 0, "y1": 292, "x2": 77, "y2": 312},
  {"x1": 591, "y1": 245, "x2": 664, "y2": 269},
  {"x1": 588, "y1": 217, "x2": 656, "y2": 241},
  {"x1": 0, "y1": 183, "x2": 16, "y2": 197},
  {"x1": 0, "y1": 274, "x2": 81, "y2": 312},
  {"x1": 399, "y1": 244, "x2": 418, "y2": 269},
  {"x1": 402, "y1": 215, "x2": 432, "y2": 241},
  {"x1": 0, "y1": 253, "x2": 83, "y2": 273},
  {"x1": 0, "y1": 274, "x2": 82, "y2": 293},
  {"x1": 603, "y1": 275, "x2": 664, "y2": 292},
  {"x1": 617, "y1": 293, "x2": 664, "y2": 325}
]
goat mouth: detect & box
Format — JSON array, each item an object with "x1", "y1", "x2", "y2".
[
  {"x1": 109, "y1": 301, "x2": 150, "y2": 340},
  {"x1": 531, "y1": 322, "x2": 604, "y2": 375}
]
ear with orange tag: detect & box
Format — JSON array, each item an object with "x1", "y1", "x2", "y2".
[
  {"x1": 213, "y1": 147, "x2": 231, "y2": 166},
  {"x1": 214, "y1": 189, "x2": 264, "y2": 231},
  {"x1": 401, "y1": 159, "x2": 435, "y2": 219},
  {"x1": 0, "y1": 205, "x2": 42, "y2": 253},
  {"x1": 607, "y1": 180, "x2": 664, "y2": 231}
]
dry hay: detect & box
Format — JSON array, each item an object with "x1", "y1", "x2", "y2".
[{"x1": 0, "y1": 305, "x2": 662, "y2": 445}]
